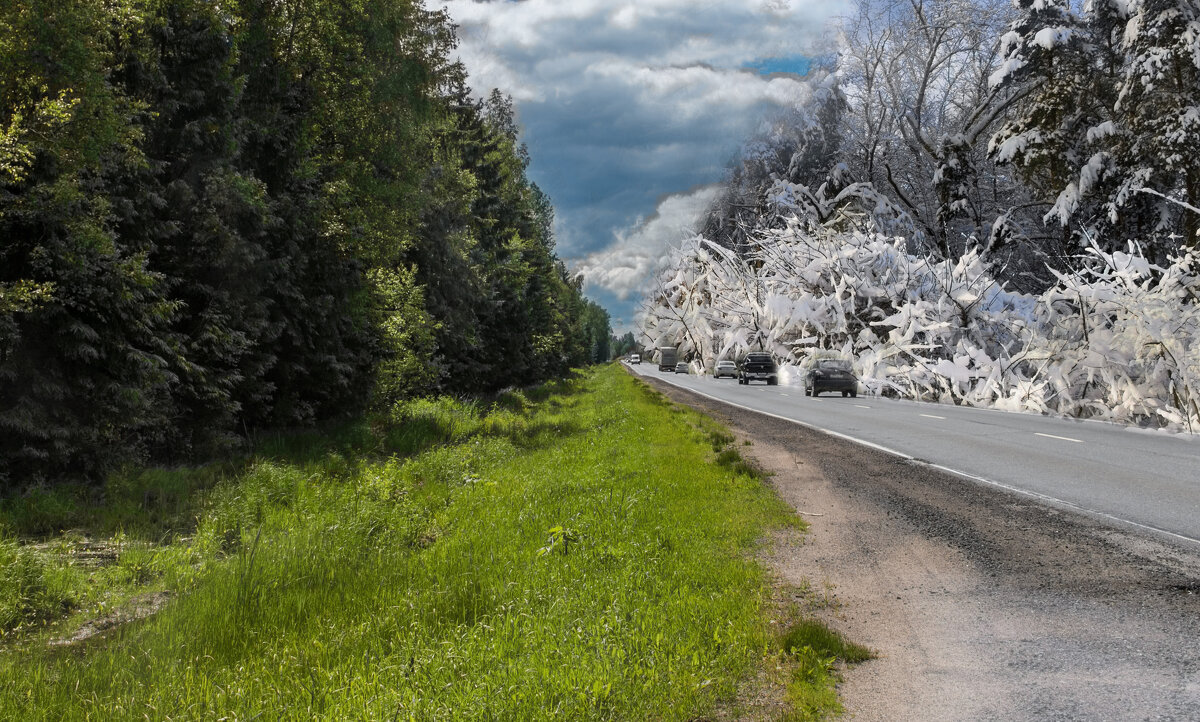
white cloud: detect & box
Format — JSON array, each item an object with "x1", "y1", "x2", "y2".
[
  {"x1": 599, "y1": 62, "x2": 811, "y2": 119},
  {"x1": 574, "y1": 185, "x2": 722, "y2": 300},
  {"x1": 438, "y1": 0, "x2": 840, "y2": 96}
]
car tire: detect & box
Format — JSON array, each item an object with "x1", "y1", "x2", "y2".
[
  {"x1": 851, "y1": 390, "x2": 857, "y2": 398},
  {"x1": 842, "y1": 391, "x2": 849, "y2": 397},
  {"x1": 768, "y1": 378, "x2": 777, "y2": 386},
  {"x1": 805, "y1": 388, "x2": 811, "y2": 397}
]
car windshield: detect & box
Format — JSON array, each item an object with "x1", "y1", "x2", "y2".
[
  {"x1": 746, "y1": 354, "x2": 771, "y2": 362},
  {"x1": 717, "y1": 361, "x2": 734, "y2": 367},
  {"x1": 817, "y1": 360, "x2": 852, "y2": 371}
]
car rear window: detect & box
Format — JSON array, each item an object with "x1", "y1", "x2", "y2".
[{"x1": 817, "y1": 360, "x2": 852, "y2": 370}]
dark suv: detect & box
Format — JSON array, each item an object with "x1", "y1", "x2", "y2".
[{"x1": 738, "y1": 352, "x2": 778, "y2": 385}]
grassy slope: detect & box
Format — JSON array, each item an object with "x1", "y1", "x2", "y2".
[{"x1": 0, "y1": 365, "x2": 861, "y2": 720}]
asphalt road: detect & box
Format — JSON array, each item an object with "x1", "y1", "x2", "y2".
[{"x1": 627, "y1": 363, "x2": 1200, "y2": 549}]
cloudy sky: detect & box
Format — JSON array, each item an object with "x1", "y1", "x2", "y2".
[{"x1": 433, "y1": 0, "x2": 843, "y2": 333}]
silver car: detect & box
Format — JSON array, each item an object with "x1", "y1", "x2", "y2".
[
  {"x1": 713, "y1": 360, "x2": 737, "y2": 378},
  {"x1": 674, "y1": 361, "x2": 689, "y2": 374}
]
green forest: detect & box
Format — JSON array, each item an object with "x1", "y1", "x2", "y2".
[{"x1": 0, "y1": 0, "x2": 611, "y2": 487}]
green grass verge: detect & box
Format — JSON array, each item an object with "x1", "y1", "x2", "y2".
[{"x1": 0, "y1": 364, "x2": 859, "y2": 720}]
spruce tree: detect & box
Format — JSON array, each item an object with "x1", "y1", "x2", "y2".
[
  {"x1": 1106, "y1": 0, "x2": 1200, "y2": 249},
  {"x1": 0, "y1": 0, "x2": 176, "y2": 483}
]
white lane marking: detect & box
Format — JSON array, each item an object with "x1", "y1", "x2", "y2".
[
  {"x1": 919, "y1": 460, "x2": 1200, "y2": 549},
  {"x1": 855, "y1": 404, "x2": 871, "y2": 409},
  {"x1": 920, "y1": 413, "x2": 946, "y2": 420},
  {"x1": 780, "y1": 393, "x2": 789, "y2": 397},
  {"x1": 1035, "y1": 432, "x2": 1083, "y2": 444},
  {"x1": 637, "y1": 369, "x2": 1200, "y2": 551}
]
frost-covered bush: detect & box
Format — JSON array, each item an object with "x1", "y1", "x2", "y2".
[
  {"x1": 641, "y1": 220, "x2": 1033, "y2": 398},
  {"x1": 640, "y1": 221, "x2": 1200, "y2": 431},
  {"x1": 1033, "y1": 244, "x2": 1200, "y2": 429}
]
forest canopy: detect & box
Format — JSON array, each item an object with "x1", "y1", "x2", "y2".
[{"x1": 0, "y1": 0, "x2": 610, "y2": 486}]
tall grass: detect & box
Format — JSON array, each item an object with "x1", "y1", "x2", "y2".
[{"x1": 0, "y1": 365, "x2": 844, "y2": 720}]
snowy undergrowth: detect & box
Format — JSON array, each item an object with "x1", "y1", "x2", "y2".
[{"x1": 641, "y1": 220, "x2": 1200, "y2": 432}]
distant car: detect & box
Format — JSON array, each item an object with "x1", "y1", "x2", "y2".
[
  {"x1": 629, "y1": 353, "x2": 640, "y2": 364},
  {"x1": 738, "y1": 352, "x2": 778, "y2": 385},
  {"x1": 674, "y1": 361, "x2": 689, "y2": 374},
  {"x1": 713, "y1": 360, "x2": 737, "y2": 378},
  {"x1": 805, "y1": 358, "x2": 858, "y2": 397}
]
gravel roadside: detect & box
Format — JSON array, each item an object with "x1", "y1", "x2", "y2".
[{"x1": 638, "y1": 375, "x2": 1200, "y2": 721}]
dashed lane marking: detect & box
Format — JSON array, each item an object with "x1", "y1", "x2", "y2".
[{"x1": 1035, "y1": 432, "x2": 1084, "y2": 444}]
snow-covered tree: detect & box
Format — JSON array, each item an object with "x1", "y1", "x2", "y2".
[
  {"x1": 837, "y1": 0, "x2": 1032, "y2": 258},
  {"x1": 1034, "y1": 241, "x2": 1200, "y2": 428},
  {"x1": 1107, "y1": 0, "x2": 1200, "y2": 248},
  {"x1": 641, "y1": 0, "x2": 1200, "y2": 433},
  {"x1": 987, "y1": 0, "x2": 1114, "y2": 262},
  {"x1": 989, "y1": 0, "x2": 1200, "y2": 258}
]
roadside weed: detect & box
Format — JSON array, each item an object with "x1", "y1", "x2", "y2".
[{"x1": 779, "y1": 618, "x2": 874, "y2": 721}]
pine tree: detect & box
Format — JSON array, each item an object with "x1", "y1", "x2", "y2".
[
  {"x1": 987, "y1": 0, "x2": 1109, "y2": 251},
  {"x1": 0, "y1": 0, "x2": 177, "y2": 483},
  {"x1": 1106, "y1": 0, "x2": 1200, "y2": 248},
  {"x1": 989, "y1": 0, "x2": 1200, "y2": 257}
]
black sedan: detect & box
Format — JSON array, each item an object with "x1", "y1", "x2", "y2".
[{"x1": 805, "y1": 359, "x2": 858, "y2": 397}]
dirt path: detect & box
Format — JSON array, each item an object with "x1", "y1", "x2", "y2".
[{"x1": 641, "y1": 377, "x2": 1200, "y2": 721}]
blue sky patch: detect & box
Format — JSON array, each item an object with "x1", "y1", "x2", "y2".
[{"x1": 743, "y1": 55, "x2": 813, "y2": 77}]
